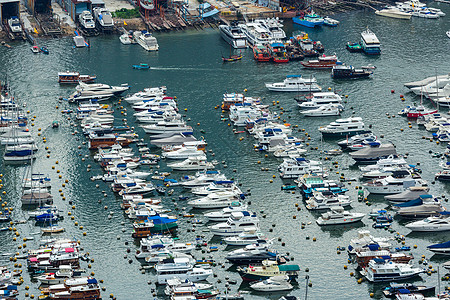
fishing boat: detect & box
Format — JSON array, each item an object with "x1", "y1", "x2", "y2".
[
  {"x1": 331, "y1": 65, "x2": 372, "y2": 79},
  {"x1": 268, "y1": 43, "x2": 289, "y2": 63},
  {"x1": 237, "y1": 259, "x2": 300, "y2": 281},
  {"x1": 361, "y1": 258, "x2": 424, "y2": 282},
  {"x1": 252, "y1": 44, "x2": 270, "y2": 62},
  {"x1": 58, "y1": 72, "x2": 96, "y2": 84},
  {"x1": 132, "y1": 63, "x2": 150, "y2": 69},
  {"x1": 40, "y1": 46, "x2": 49, "y2": 54},
  {"x1": 316, "y1": 206, "x2": 364, "y2": 225},
  {"x1": 301, "y1": 54, "x2": 340, "y2": 69},
  {"x1": 292, "y1": 13, "x2": 324, "y2": 28},
  {"x1": 346, "y1": 42, "x2": 362, "y2": 52},
  {"x1": 250, "y1": 275, "x2": 293, "y2": 291},
  {"x1": 323, "y1": 16, "x2": 339, "y2": 26},
  {"x1": 222, "y1": 54, "x2": 243, "y2": 62},
  {"x1": 265, "y1": 75, "x2": 321, "y2": 92},
  {"x1": 360, "y1": 28, "x2": 381, "y2": 55}
]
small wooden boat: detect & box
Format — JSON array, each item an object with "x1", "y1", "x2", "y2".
[
  {"x1": 133, "y1": 63, "x2": 149, "y2": 69},
  {"x1": 41, "y1": 226, "x2": 65, "y2": 233},
  {"x1": 31, "y1": 45, "x2": 39, "y2": 53},
  {"x1": 346, "y1": 42, "x2": 362, "y2": 52},
  {"x1": 40, "y1": 46, "x2": 49, "y2": 54},
  {"x1": 222, "y1": 54, "x2": 242, "y2": 62}
]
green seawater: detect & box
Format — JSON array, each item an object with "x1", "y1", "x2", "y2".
[{"x1": 1, "y1": 7, "x2": 450, "y2": 299}]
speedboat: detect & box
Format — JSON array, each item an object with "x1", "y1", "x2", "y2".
[
  {"x1": 405, "y1": 213, "x2": 450, "y2": 231},
  {"x1": 265, "y1": 75, "x2": 321, "y2": 92},
  {"x1": 318, "y1": 117, "x2": 366, "y2": 137},
  {"x1": 119, "y1": 33, "x2": 132, "y2": 45},
  {"x1": 323, "y1": 16, "x2": 340, "y2": 26},
  {"x1": 305, "y1": 190, "x2": 351, "y2": 210},
  {"x1": 219, "y1": 22, "x2": 247, "y2": 48},
  {"x1": 204, "y1": 202, "x2": 248, "y2": 222},
  {"x1": 168, "y1": 157, "x2": 214, "y2": 171},
  {"x1": 250, "y1": 275, "x2": 293, "y2": 291},
  {"x1": 427, "y1": 240, "x2": 450, "y2": 255},
  {"x1": 361, "y1": 258, "x2": 424, "y2": 282},
  {"x1": 337, "y1": 132, "x2": 376, "y2": 149},
  {"x1": 209, "y1": 211, "x2": 259, "y2": 236},
  {"x1": 300, "y1": 103, "x2": 343, "y2": 117},
  {"x1": 316, "y1": 206, "x2": 364, "y2": 225}
]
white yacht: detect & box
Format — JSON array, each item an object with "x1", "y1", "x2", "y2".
[
  {"x1": 119, "y1": 33, "x2": 132, "y2": 45},
  {"x1": 180, "y1": 171, "x2": 227, "y2": 188},
  {"x1": 300, "y1": 103, "x2": 343, "y2": 117},
  {"x1": 316, "y1": 207, "x2": 364, "y2": 225},
  {"x1": 297, "y1": 92, "x2": 343, "y2": 109},
  {"x1": 162, "y1": 146, "x2": 205, "y2": 160},
  {"x1": 348, "y1": 230, "x2": 393, "y2": 254},
  {"x1": 229, "y1": 105, "x2": 263, "y2": 126},
  {"x1": 155, "y1": 257, "x2": 213, "y2": 284},
  {"x1": 250, "y1": 275, "x2": 293, "y2": 291},
  {"x1": 188, "y1": 191, "x2": 240, "y2": 209},
  {"x1": 78, "y1": 11, "x2": 96, "y2": 30},
  {"x1": 405, "y1": 215, "x2": 450, "y2": 231},
  {"x1": 93, "y1": 7, "x2": 114, "y2": 30},
  {"x1": 265, "y1": 75, "x2": 321, "y2": 92},
  {"x1": 204, "y1": 202, "x2": 248, "y2": 222},
  {"x1": 125, "y1": 87, "x2": 167, "y2": 103},
  {"x1": 361, "y1": 259, "x2": 424, "y2": 282},
  {"x1": 133, "y1": 31, "x2": 159, "y2": 51},
  {"x1": 8, "y1": 17, "x2": 22, "y2": 33},
  {"x1": 239, "y1": 22, "x2": 272, "y2": 46},
  {"x1": 135, "y1": 236, "x2": 195, "y2": 259},
  {"x1": 210, "y1": 211, "x2": 259, "y2": 236},
  {"x1": 191, "y1": 181, "x2": 241, "y2": 195},
  {"x1": 273, "y1": 144, "x2": 307, "y2": 158},
  {"x1": 223, "y1": 229, "x2": 266, "y2": 246},
  {"x1": 305, "y1": 190, "x2": 352, "y2": 210},
  {"x1": 167, "y1": 157, "x2": 214, "y2": 171},
  {"x1": 375, "y1": 8, "x2": 412, "y2": 19},
  {"x1": 36, "y1": 266, "x2": 73, "y2": 284},
  {"x1": 363, "y1": 175, "x2": 428, "y2": 195},
  {"x1": 75, "y1": 82, "x2": 130, "y2": 95},
  {"x1": 278, "y1": 157, "x2": 325, "y2": 179},
  {"x1": 142, "y1": 121, "x2": 193, "y2": 135},
  {"x1": 318, "y1": 117, "x2": 366, "y2": 136},
  {"x1": 219, "y1": 23, "x2": 247, "y2": 48}
]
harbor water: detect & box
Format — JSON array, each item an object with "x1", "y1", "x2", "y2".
[{"x1": 1, "y1": 5, "x2": 450, "y2": 299}]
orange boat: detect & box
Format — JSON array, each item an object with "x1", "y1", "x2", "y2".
[
  {"x1": 268, "y1": 42, "x2": 289, "y2": 63},
  {"x1": 301, "y1": 54, "x2": 340, "y2": 69},
  {"x1": 252, "y1": 45, "x2": 270, "y2": 62}
]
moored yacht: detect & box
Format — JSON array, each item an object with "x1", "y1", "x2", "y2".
[
  {"x1": 316, "y1": 206, "x2": 364, "y2": 225},
  {"x1": 188, "y1": 191, "x2": 241, "y2": 209},
  {"x1": 297, "y1": 92, "x2": 343, "y2": 109},
  {"x1": 167, "y1": 157, "x2": 214, "y2": 171},
  {"x1": 265, "y1": 75, "x2": 321, "y2": 92},
  {"x1": 219, "y1": 22, "x2": 247, "y2": 48},
  {"x1": 318, "y1": 117, "x2": 366, "y2": 137},
  {"x1": 278, "y1": 157, "x2": 325, "y2": 179},
  {"x1": 364, "y1": 172, "x2": 428, "y2": 195},
  {"x1": 209, "y1": 211, "x2": 259, "y2": 236},
  {"x1": 133, "y1": 31, "x2": 159, "y2": 51},
  {"x1": 361, "y1": 258, "x2": 424, "y2": 282},
  {"x1": 405, "y1": 213, "x2": 450, "y2": 231},
  {"x1": 305, "y1": 190, "x2": 352, "y2": 210},
  {"x1": 155, "y1": 257, "x2": 213, "y2": 284}
]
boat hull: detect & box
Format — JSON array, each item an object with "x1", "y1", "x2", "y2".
[{"x1": 319, "y1": 130, "x2": 367, "y2": 137}]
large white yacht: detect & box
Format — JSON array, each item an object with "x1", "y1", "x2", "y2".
[
  {"x1": 405, "y1": 214, "x2": 450, "y2": 231},
  {"x1": 297, "y1": 92, "x2": 343, "y2": 109},
  {"x1": 318, "y1": 117, "x2": 366, "y2": 137},
  {"x1": 219, "y1": 22, "x2": 247, "y2": 48},
  {"x1": 363, "y1": 174, "x2": 428, "y2": 195},
  {"x1": 278, "y1": 157, "x2": 325, "y2": 179},
  {"x1": 188, "y1": 191, "x2": 240, "y2": 209},
  {"x1": 210, "y1": 211, "x2": 259, "y2": 236},
  {"x1": 93, "y1": 7, "x2": 114, "y2": 31},
  {"x1": 155, "y1": 257, "x2": 213, "y2": 284},
  {"x1": 266, "y1": 75, "x2": 321, "y2": 92},
  {"x1": 361, "y1": 259, "x2": 424, "y2": 282},
  {"x1": 78, "y1": 11, "x2": 96, "y2": 30},
  {"x1": 239, "y1": 22, "x2": 272, "y2": 46},
  {"x1": 133, "y1": 31, "x2": 159, "y2": 51}
]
